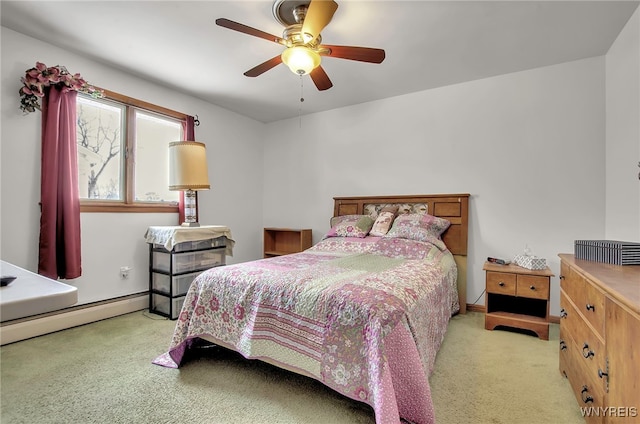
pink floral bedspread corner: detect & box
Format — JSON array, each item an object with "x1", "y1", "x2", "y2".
[
  {"x1": 153, "y1": 236, "x2": 458, "y2": 424},
  {"x1": 152, "y1": 352, "x2": 178, "y2": 368}
]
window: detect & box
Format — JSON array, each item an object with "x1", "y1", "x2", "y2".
[{"x1": 76, "y1": 89, "x2": 188, "y2": 213}]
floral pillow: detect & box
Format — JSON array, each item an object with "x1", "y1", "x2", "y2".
[
  {"x1": 330, "y1": 214, "x2": 364, "y2": 228},
  {"x1": 369, "y1": 205, "x2": 399, "y2": 237},
  {"x1": 385, "y1": 213, "x2": 451, "y2": 245},
  {"x1": 325, "y1": 215, "x2": 375, "y2": 239}
]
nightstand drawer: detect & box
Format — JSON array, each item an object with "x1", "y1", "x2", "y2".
[
  {"x1": 516, "y1": 275, "x2": 550, "y2": 300},
  {"x1": 486, "y1": 271, "x2": 516, "y2": 295}
]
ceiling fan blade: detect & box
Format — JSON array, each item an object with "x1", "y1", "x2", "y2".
[
  {"x1": 244, "y1": 55, "x2": 283, "y2": 77},
  {"x1": 301, "y1": 0, "x2": 338, "y2": 43},
  {"x1": 310, "y1": 66, "x2": 333, "y2": 91},
  {"x1": 216, "y1": 18, "x2": 284, "y2": 45},
  {"x1": 320, "y1": 45, "x2": 386, "y2": 63}
]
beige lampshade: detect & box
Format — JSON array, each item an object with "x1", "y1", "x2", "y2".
[{"x1": 168, "y1": 141, "x2": 210, "y2": 191}]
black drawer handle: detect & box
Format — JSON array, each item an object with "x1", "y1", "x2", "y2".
[
  {"x1": 598, "y1": 368, "x2": 608, "y2": 379},
  {"x1": 559, "y1": 340, "x2": 567, "y2": 351},
  {"x1": 586, "y1": 304, "x2": 595, "y2": 312},
  {"x1": 581, "y1": 386, "x2": 594, "y2": 404},
  {"x1": 582, "y1": 343, "x2": 594, "y2": 359},
  {"x1": 559, "y1": 275, "x2": 565, "y2": 280},
  {"x1": 530, "y1": 285, "x2": 536, "y2": 290},
  {"x1": 498, "y1": 282, "x2": 505, "y2": 287},
  {"x1": 560, "y1": 309, "x2": 568, "y2": 319}
]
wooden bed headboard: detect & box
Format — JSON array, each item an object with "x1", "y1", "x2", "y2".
[{"x1": 333, "y1": 193, "x2": 470, "y2": 314}]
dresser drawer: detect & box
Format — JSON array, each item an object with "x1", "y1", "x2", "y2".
[
  {"x1": 486, "y1": 271, "x2": 516, "y2": 295},
  {"x1": 516, "y1": 275, "x2": 550, "y2": 300},
  {"x1": 560, "y1": 291, "x2": 606, "y2": 392},
  {"x1": 559, "y1": 327, "x2": 605, "y2": 424},
  {"x1": 560, "y1": 262, "x2": 606, "y2": 338}
]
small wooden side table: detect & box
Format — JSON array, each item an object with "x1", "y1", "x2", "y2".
[
  {"x1": 263, "y1": 228, "x2": 312, "y2": 258},
  {"x1": 483, "y1": 261, "x2": 554, "y2": 340}
]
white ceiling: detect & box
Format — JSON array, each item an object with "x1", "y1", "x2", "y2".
[{"x1": 2, "y1": 1, "x2": 638, "y2": 123}]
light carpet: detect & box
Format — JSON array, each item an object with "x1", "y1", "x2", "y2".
[{"x1": 0, "y1": 311, "x2": 584, "y2": 423}]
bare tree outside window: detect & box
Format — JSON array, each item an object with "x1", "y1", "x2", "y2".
[{"x1": 77, "y1": 97, "x2": 124, "y2": 200}]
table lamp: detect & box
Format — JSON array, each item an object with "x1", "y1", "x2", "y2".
[{"x1": 168, "y1": 141, "x2": 210, "y2": 227}]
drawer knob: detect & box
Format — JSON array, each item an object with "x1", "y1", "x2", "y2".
[
  {"x1": 559, "y1": 340, "x2": 567, "y2": 351},
  {"x1": 498, "y1": 282, "x2": 505, "y2": 287},
  {"x1": 586, "y1": 304, "x2": 595, "y2": 312},
  {"x1": 529, "y1": 285, "x2": 536, "y2": 290},
  {"x1": 560, "y1": 309, "x2": 568, "y2": 319},
  {"x1": 598, "y1": 368, "x2": 608, "y2": 379},
  {"x1": 581, "y1": 386, "x2": 594, "y2": 404},
  {"x1": 559, "y1": 275, "x2": 565, "y2": 280},
  {"x1": 582, "y1": 343, "x2": 595, "y2": 359}
]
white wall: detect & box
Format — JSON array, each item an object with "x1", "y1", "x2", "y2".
[
  {"x1": 1, "y1": 27, "x2": 265, "y2": 304},
  {"x1": 4, "y1": 16, "x2": 638, "y2": 314},
  {"x1": 262, "y1": 57, "x2": 607, "y2": 316},
  {"x1": 606, "y1": 7, "x2": 640, "y2": 241}
]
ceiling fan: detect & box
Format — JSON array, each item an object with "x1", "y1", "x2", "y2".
[{"x1": 216, "y1": 0, "x2": 386, "y2": 91}]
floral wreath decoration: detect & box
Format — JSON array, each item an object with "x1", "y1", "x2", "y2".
[{"x1": 19, "y1": 62, "x2": 103, "y2": 114}]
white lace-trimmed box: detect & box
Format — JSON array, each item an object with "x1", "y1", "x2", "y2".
[{"x1": 514, "y1": 254, "x2": 547, "y2": 270}]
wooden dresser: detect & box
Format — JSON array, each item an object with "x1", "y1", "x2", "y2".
[{"x1": 558, "y1": 254, "x2": 640, "y2": 423}]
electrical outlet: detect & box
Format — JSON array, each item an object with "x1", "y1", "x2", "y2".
[{"x1": 120, "y1": 266, "x2": 131, "y2": 279}]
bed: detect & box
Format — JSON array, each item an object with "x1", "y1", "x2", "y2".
[{"x1": 154, "y1": 193, "x2": 470, "y2": 424}]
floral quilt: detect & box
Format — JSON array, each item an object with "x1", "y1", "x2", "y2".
[{"x1": 154, "y1": 236, "x2": 458, "y2": 424}]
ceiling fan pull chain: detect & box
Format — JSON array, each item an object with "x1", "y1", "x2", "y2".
[{"x1": 299, "y1": 75, "x2": 305, "y2": 128}]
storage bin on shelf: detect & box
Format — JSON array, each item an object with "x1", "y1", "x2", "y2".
[
  {"x1": 151, "y1": 270, "x2": 203, "y2": 296},
  {"x1": 148, "y1": 235, "x2": 227, "y2": 320},
  {"x1": 151, "y1": 294, "x2": 186, "y2": 319},
  {"x1": 152, "y1": 236, "x2": 226, "y2": 253},
  {"x1": 151, "y1": 247, "x2": 226, "y2": 274}
]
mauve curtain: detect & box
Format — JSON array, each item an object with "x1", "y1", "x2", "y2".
[
  {"x1": 178, "y1": 116, "x2": 196, "y2": 224},
  {"x1": 38, "y1": 86, "x2": 82, "y2": 280}
]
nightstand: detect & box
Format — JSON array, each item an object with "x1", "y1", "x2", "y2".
[
  {"x1": 483, "y1": 261, "x2": 554, "y2": 340},
  {"x1": 263, "y1": 228, "x2": 312, "y2": 258},
  {"x1": 144, "y1": 225, "x2": 233, "y2": 319}
]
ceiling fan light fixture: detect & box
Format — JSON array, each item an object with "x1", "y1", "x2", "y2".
[
  {"x1": 217, "y1": 0, "x2": 384, "y2": 91},
  {"x1": 281, "y1": 46, "x2": 321, "y2": 75}
]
